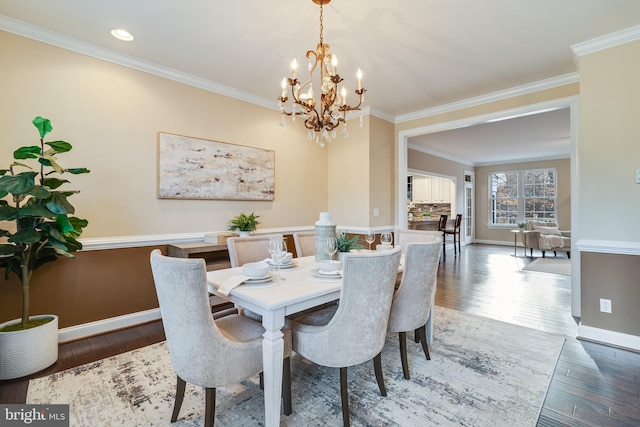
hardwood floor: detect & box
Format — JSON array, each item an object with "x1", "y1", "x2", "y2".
[{"x1": 1, "y1": 243, "x2": 639, "y2": 426}]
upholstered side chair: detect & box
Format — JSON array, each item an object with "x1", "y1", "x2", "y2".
[
  {"x1": 387, "y1": 240, "x2": 442, "y2": 379},
  {"x1": 293, "y1": 231, "x2": 315, "y2": 257},
  {"x1": 227, "y1": 235, "x2": 276, "y2": 267},
  {"x1": 149, "y1": 250, "x2": 292, "y2": 427},
  {"x1": 394, "y1": 229, "x2": 441, "y2": 251},
  {"x1": 286, "y1": 248, "x2": 402, "y2": 427}
]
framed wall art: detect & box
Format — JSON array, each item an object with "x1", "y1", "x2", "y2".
[{"x1": 157, "y1": 132, "x2": 275, "y2": 200}]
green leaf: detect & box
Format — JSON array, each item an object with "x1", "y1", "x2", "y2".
[
  {"x1": 14, "y1": 146, "x2": 42, "y2": 160},
  {"x1": 0, "y1": 205, "x2": 18, "y2": 221},
  {"x1": 0, "y1": 244, "x2": 19, "y2": 256},
  {"x1": 19, "y1": 204, "x2": 56, "y2": 218},
  {"x1": 63, "y1": 236, "x2": 83, "y2": 252},
  {"x1": 55, "y1": 214, "x2": 74, "y2": 234},
  {"x1": 0, "y1": 172, "x2": 37, "y2": 195},
  {"x1": 9, "y1": 228, "x2": 41, "y2": 244},
  {"x1": 32, "y1": 116, "x2": 52, "y2": 138},
  {"x1": 39, "y1": 154, "x2": 64, "y2": 173},
  {"x1": 49, "y1": 226, "x2": 66, "y2": 243},
  {"x1": 45, "y1": 140, "x2": 72, "y2": 153},
  {"x1": 45, "y1": 192, "x2": 75, "y2": 215},
  {"x1": 25, "y1": 185, "x2": 51, "y2": 199},
  {"x1": 66, "y1": 168, "x2": 90, "y2": 175},
  {"x1": 42, "y1": 177, "x2": 69, "y2": 189}
]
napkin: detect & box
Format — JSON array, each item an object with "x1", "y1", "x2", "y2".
[{"x1": 217, "y1": 274, "x2": 250, "y2": 296}]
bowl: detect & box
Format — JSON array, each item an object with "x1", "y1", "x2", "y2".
[
  {"x1": 376, "y1": 244, "x2": 393, "y2": 251},
  {"x1": 317, "y1": 259, "x2": 342, "y2": 273},
  {"x1": 272, "y1": 252, "x2": 293, "y2": 265},
  {"x1": 242, "y1": 262, "x2": 269, "y2": 279}
]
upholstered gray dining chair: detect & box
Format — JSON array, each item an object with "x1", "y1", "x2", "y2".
[
  {"x1": 293, "y1": 231, "x2": 315, "y2": 257},
  {"x1": 226, "y1": 235, "x2": 275, "y2": 267},
  {"x1": 149, "y1": 250, "x2": 292, "y2": 427},
  {"x1": 286, "y1": 248, "x2": 402, "y2": 427},
  {"x1": 394, "y1": 229, "x2": 441, "y2": 251},
  {"x1": 387, "y1": 240, "x2": 441, "y2": 379}
]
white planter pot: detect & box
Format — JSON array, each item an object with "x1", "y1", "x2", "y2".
[
  {"x1": 0, "y1": 315, "x2": 59, "y2": 380},
  {"x1": 238, "y1": 231, "x2": 251, "y2": 237}
]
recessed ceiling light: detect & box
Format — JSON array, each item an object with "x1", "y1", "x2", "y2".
[{"x1": 110, "y1": 29, "x2": 134, "y2": 41}]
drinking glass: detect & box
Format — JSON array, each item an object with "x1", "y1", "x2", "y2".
[
  {"x1": 268, "y1": 236, "x2": 287, "y2": 282},
  {"x1": 324, "y1": 237, "x2": 338, "y2": 260},
  {"x1": 365, "y1": 231, "x2": 375, "y2": 251},
  {"x1": 380, "y1": 232, "x2": 393, "y2": 247}
]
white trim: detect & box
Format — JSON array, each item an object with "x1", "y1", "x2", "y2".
[
  {"x1": 57, "y1": 308, "x2": 161, "y2": 343},
  {"x1": 571, "y1": 25, "x2": 640, "y2": 63},
  {"x1": 577, "y1": 324, "x2": 640, "y2": 352},
  {"x1": 395, "y1": 74, "x2": 578, "y2": 124},
  {"x1": 575, "y1": 239, "x2": 640, "y2": 256}
]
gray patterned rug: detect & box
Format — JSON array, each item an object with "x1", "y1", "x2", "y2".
[
  {"x1": 522, "y1": 258, "x2": 571, "y2": 275},
  {"x1": 27, "y1": 307, "x2": 564, "y2": 426}
]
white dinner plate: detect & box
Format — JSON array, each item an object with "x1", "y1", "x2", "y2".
[
  {"x1": 243, "y1": 273, "x2": 273, "y2": 284},
  {"x1": 310, "y1": 268, "x2": 342, "y2": 278},
  {"x1": 268, "y1": 261, "x2": 296, "y2": 269}
]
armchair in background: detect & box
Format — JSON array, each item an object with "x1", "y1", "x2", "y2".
[{"x1": 526, "y1": 220, "x2": 571, "y2": 258}]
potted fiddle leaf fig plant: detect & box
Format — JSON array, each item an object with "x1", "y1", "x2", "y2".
[
  {"x1": 0, "y1": 116, "x2": 90, "y2": 380},
  {"x1": 228, "y1": 211, "x2": 260, "y2": 237}
]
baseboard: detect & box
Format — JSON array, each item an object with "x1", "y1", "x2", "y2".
[
  {"x1": 58, "y1": 309, "x2": 162, "y2": 343},
  {"x1": 577, "y1": 324, "x2": 640, "y2": 352}
]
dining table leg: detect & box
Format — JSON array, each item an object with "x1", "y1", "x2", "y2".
[{"x1": 261, "y1": 308, "x2": 286, "y2": 427}]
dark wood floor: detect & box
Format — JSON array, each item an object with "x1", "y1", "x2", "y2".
[{"x1": 2, "y1": 243, "x2": 639, "y2": 426}]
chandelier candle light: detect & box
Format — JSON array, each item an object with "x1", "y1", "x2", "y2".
[{"x1": 278, "y1": 0, "x2": 366, "y2": 147}]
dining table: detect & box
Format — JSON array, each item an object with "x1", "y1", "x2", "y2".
[{"x1": 206, "y1": 253, "x2": 434, "y2": 427}]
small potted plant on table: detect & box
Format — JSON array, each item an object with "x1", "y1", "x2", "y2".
[
  {"x1": 335, "y1": 232, "x2": 364, "y2": 261},
  {"x1": 228, "y1": 212, "x2": 260, "y2": 237}
]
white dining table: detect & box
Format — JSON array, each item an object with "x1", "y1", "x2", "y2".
[{"x1": 206, "y1": 254, "x2": 433, "y2": 427}]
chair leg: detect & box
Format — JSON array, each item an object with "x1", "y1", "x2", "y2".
[
  {"x1": 282, "y1": 357, "x2": 292, "y2": 416},
  {"x1": 399, "y1": 332, "x2": 410, "y2": 380},
  {"x1": 414, "y1": 328, "x2": 420, "y2": 343},
  {"x1": 567, "y1": 251, "x2": 571, "y2": 259},
  {"x1": 542, "y1": 250, "x2": 546, "y2": 258},
  {"x1": 453, "y1": 234, "x2": 457, "y2": 255},
  {"x1": 171, "y1": 375, "x2": 187, "y2": 422},
  {"x1": 373, "y1": 352, "x2": 387, "y2": 396},
  {"x1": 204, "y1": 387, "x2": 216, "y2": 427},
  {"x1": 416, "y1": 324, "x2": 431, "y2": 360},
  {"x1": 340, "y1": 367, "x2": 351, "y2": 427},
  {"x1": 259, "y1": 372, "x2": 264, "y2": 390}
]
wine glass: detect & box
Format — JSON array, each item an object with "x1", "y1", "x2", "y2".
[
  {"x1": 380, "y1": 232, "x2": 393, "y2": 247},
  {"x1": 365, "y1": 231, "x2": 375, "y2": 251},
  {"x1": 268, "y1": 236, "x2": 287, "y2": 282},
  {"x1": 324, "y1": 237, "x2": 338, "y2": 260}
]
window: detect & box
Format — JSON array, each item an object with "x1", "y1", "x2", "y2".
[{"x1": 489, "y1": 168, "x2": 556, "y2": 225}]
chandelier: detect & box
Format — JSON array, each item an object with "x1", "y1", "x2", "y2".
[{"x1": 278, "y1": 0, "x2": 366, "y2": 147}]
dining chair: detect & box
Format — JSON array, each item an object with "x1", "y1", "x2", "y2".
[
  {"x1": 286, "y1": 248, "x2": 402, "y2": 427},
  {"x1": 149, "y1": 250, "x2": 292, "y2": 427},
  {"x1": 443, "y1": 214, "x2": 463, "y2": 255},
  {"x1": 227, "y1": 235, "x2": 276, "y2": 267},
  {"x1": 292, "y1": 231, "x2": 315, "y2": 257},
  {"x1": 394, "y1": 229, "x2": 441, "y2": 251},
  {"x1": 387, "y1": 240, "x2": 441, "y2": 379}
]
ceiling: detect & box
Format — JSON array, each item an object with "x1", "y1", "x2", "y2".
[{"x1": 1, "y1": 0, "x2": 639, "y2": 164}]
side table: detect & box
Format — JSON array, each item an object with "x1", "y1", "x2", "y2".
[{"x1": 510, "y1": 229, "x2": 532, "y2": 257}]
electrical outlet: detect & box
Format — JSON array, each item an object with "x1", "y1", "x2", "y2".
[{"x1": 599, "y1": 298, "x2": 612, "y2": 313}]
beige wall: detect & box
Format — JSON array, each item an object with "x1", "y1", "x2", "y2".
[
  {"x1": 369, "y1": 116, "x2": 395, "y2": 227},
  {"x1": 475, "y1": 158, "x2": 571, "y2": 243},
  {"x1": 577, "y1": 39, "x2": 640, "y2": 336},
  {"x1": 0, "y1": 30, "x2": 328, "y2": 238}
]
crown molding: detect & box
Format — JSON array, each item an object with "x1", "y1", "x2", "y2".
[
  {"x1": 571, "y1": 25, "x2": 640, "y2": 64},
  {"x1": 0, "y1": 15, "x2": 278, "y2": 111},
  {"x1": 395, "y1": 73, "x2": 579, "y2": 124}
]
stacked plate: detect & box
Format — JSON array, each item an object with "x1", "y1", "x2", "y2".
[
  {"x1": 268, "y1": 259, "x2": 296, "y2": 269},
  {"x1": 310, "y1": 268, "x2": 342, "y2": 279}
]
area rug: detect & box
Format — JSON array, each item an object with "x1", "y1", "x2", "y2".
[
  {"x1": 522, "y1": 257, "x2": 571, "y2": 275},
  {"x1": 27, "y1": 307, "x2": 564, "y2": 426}
]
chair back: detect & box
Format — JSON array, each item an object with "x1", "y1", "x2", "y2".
[
  {"x1": 437, "y1": 214, "x2": 448, "y2": 231},
  {"x1": 296, "y1": 248, "x2": 402, "y2": 367},
  {"x1": 149, "y1": 250, "x2": 262, "y2": 386},
  {"x1": 293, "y1": 231, "x2": 315, "y2": 257},
  {"x1": 453, "y1": 213, "x2": 462, "y2": 230},
  {"x1": 388, "y1": 241, "x2": 442, "y2": 333},
  {"x1": 227, "y1": 235, "x2": 278, "y2": 267},
  {"x1": 394, "y1": 229, "x2": 441, "y2": 251}
]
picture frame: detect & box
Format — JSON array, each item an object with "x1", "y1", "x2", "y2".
[{"x1": 157, "y1": 132, "x2": 275, "y2": 200}]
